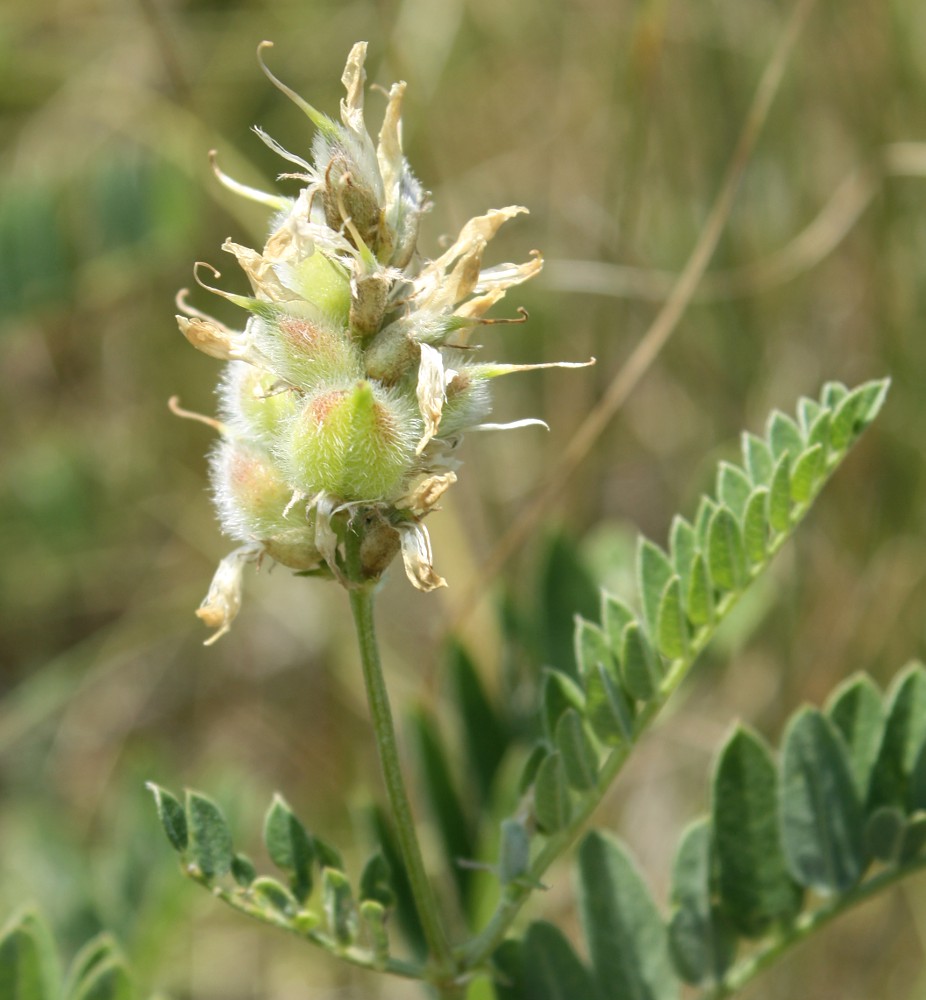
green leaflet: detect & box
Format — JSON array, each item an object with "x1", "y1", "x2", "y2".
[
  {"x1": 264, "y1": 794, "x2": 315, "y2": 902},
  {"x1": 186, "y1": 790, "x2": 234, "y2": 880},
  {"x1": 146, "y1": 783, "x2": 187, "y2": 853},
  {"x1": 779, "y1": 708, "x2": 865, "y2": 894},
  {"x1": 584, "y1": 661, "x2": 635, "y2": 746},
  {"x1": 555, "y1": 709, "x2": 600, "y2": 791},
  {"x1": 656, "y1": 576, "x2": 689, "y2": 661},
  {"x1": 668, "y1": 517, "x2": 698, "y2": 591},
  {"x1": 522, "y1": 922, "x2": 602, "y2": 1000},
  {"x1": 322, "y1": 868, "x2": 358, "y2": 946},
  {"x1": 706, "y1": 507, "x2": 746, "y2": 593},
  {"x1": 578, "y1": 832, "x2": 678, "y2": 1000},
  {"x1": 0, "y1": 912, "x2": 60, "y2": 1000},
  {"x1": 621, "y1": 621, "x2": 659, "y2": 701},
  {"x1": 713, "y1": 727, "x2": 802, "y2": 936},
  {"x1": 667, "y1": 820, "x2": 736, "y2": 987},
  {"x1": 767, "y1": 452, "x2": 792, "y2": 534},
  {"x1": 825, "y1": 673, "x2": 884, "y2": 800},
  {"x1": 534, "y1": 752, "x2": 572, "y2": 834},
  {"x1": 789, "y1": 444, "x2": 825, "y2": 503},
  {"x1": 867, "y1": 662, "x2": 926, "y2": 813},
  {"x1": 767, "y1": 410, "x2": 804, "y2": 462},
  {"x1": 717, "y1": 463, "x2": 752, "y2": 520},
  {"x1": 638, "y1": 538, "x2": 674, "y2": 637},
  {"x1": 741, "y1": 432, "x2": 773, "y2": 485}
]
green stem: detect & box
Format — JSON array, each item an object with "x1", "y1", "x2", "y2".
[
  {"x1": 344, "y1": 531, "x2": 458, "y2": 991},
  {"x1": 700, "y1": 857, "x2": 926, "y2": 999}
]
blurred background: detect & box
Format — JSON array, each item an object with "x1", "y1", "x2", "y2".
[{"x1": 2, "y1": 0, "x2": 926, "y2": 996}]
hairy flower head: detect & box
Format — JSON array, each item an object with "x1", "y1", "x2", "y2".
[{"x1": 176, "y1": 42, "x2": 591, "y2": 642}]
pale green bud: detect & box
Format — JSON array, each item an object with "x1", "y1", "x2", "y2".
[
  {"x1": 281, "y1": 381, "x2": 420, "y2": 502},
  {"x1": 220, "y1": 362, "x2": 297, "y2": 443}
]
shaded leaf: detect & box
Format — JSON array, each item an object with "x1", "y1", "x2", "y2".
[
  {"x1": 585, "y1": 663, "x2": 635, "y2": 746},
  {"x1": 579, "y1": 832, "x2": 679, "y2": 1000},
  {"x1": 264, "y1": 794, "x2": 315, "y2": 902},
  {"x1": 534, "y1": 752, "x2": 571, "y2": 834},
  {"x1": 713, "y1": 727, "x2": 801, "y2": 936},
  {"x1": 821, "y1": 380, "x2": 848, "y2": 409},
  {"x1": 542, "y1": 668, "x2": 586, "y2": 740},
  {"x1": 602, "y1": 594, "x2": 636, "y2": 653},
  {"x1": 359, "y1": 900, "x2": 390, "y2": 965},
  {"x1": 742, "y1": 488, "x2": 769, "y2": 566},
  {"x1": 865, "y1": 807, "x2": 905, "y2": 863},
  {"x1": 146, "y1": 783, "x2": 187, "y2": 853},
  {"x1": 359, "y1": 853, "x2": 395, "y2": 910},
  {"x1": 555, "y1": 709, "x2": 599, "y2": 791},
  {"x1": 0, "y1": 912, "x2": 60, "y2": 1000},
  {"x1": 742, "y1": 432, "x2": 773, "y2": 486},
  {"x1": 574, "y1": 618, "x2": 615, "y2": 681},
  {"x1": 789, "y1": 444, "x2": 825, "y2": 503},
  {"x1": 231, "y1": 853, "x2": 256, "y2": 888},
  {"x1": 622, "y1": 621, "x2": 659, "y2": 701},
  {"x1": 829, "y1": 378, "x2": 890, "y2": 451},
  {"x1": 656, "y1": 576, "x2": 689, "y2": 661},
  {"x1": 669, "y1": 516, "x2": 698, "y2": 589},
  {"x1": 522, "y1": 922, "x2": 601, "y2": 1000},
  {"x1": 186, "y1": 791, "x2": 233, "y2": 879},
  {"x1": 779, "y1": 708, "x2": 865, "y2": 893},
  {"x1": 717, "y1": 463, "x2": 752, "y2": 520},
  {"x1": 825, "y1": 674, "x2": 884, "y2": 800},
  {"x1": 767, "y1": 453, "x2": 792, "y2": 533},
  {"x1": 685, "y1": 553, "x2": 714, "y2": 627},
  {"x1": 251, "y1": 876, "x2": 297, "y2": 916},
  {"x1": 867, "y1": 663, "x2": 926, "y2": 813},
  {"x1": 707, "y1": 507, "x2": 746, "y2": 592},
  {"x1": 807, "y1": 410, "x2": 831, "y2": 453},
  {"x1": 694, "y1": 497, "x2": 719, "y2": 549},
  {"x1": 638, "y1": 539, "x2": 674, "y2": 636},
  {"x1": 797, "y1": 396, "x2": 823, "y2": 434},
  {"x1": 322, "y1": 868, "x2": 357, "y2": 945},
  {"x1": 69, "y1": 958, "x2": 132, "y2": 1000},
  {"x1": 767, "y1": 411, "x2": 804, "y2": 462}
]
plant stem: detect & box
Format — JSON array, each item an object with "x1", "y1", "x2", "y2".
[
  {"x1": 345, "y1": 532, "x2": 458, "y2": 990},
  {"x1": 699, "y1": 857, "x2": 926, "y2": 999}
]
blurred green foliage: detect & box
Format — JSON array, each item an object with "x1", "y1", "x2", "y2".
[{"x1": 2, "y1": 0, "x2": 926, "y2": 996}]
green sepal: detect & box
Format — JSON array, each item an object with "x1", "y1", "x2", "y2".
[
  {"x1": 264, "y1": 793, "x2": 315, "y2": 902},
  {"x1": 146, "y1": 783, "x2": 187, "y2": 853},
  {"x1": 555, "y1": 709, "x2": 599, "y2": 791},
  {"x1": 185, "y1": 790, "x2": 234, "y2": 880},
  {"x1": 533, "y1": 752, "x2": 572, "y2": 834}
]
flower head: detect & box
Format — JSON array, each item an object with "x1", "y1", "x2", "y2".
[{"x1": 177, "y1": 42, "x2": 591, "y2": 642}]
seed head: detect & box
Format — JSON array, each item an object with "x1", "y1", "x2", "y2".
[{"x1": 176, "y1": 41, "x2": 592, "y2": 642}]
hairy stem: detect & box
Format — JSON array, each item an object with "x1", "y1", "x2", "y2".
[{"x1": 345, "y1": 530, "x2": 458, "y2": 991}]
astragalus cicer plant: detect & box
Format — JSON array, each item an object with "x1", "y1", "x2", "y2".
[{"x1": 132, "y1": 39, "x2": 926, "y2": 1000}]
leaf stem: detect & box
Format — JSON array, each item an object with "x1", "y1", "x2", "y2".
[
  {"x1": 699, "y1": 857, "x2": 926, "y2": 999},
  {"x1": 344, "y1": 529, "x2": 459, "y2": 990}
]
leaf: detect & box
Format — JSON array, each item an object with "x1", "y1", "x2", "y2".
[
  {"x1": 578, "y1": 832, "x2": 679, "y2": 1000},
  {"x1": 146, "y1": 783, "x2": 187, "y2": 853},
  {"x1": 669, "y1": 516, "x2": 698, "y2": 589},
  {"x1": 789, "y1": 444, "x2": 825, "y2": 503},
  {"x1": 717, "y1": 462, "x2": 752, "y2": 520},
  {"x1": 574, "y1": 618, "x2": 615, "y2": 681},
  {"x1": 0, "y1": 911, "x2": 60, "y2": 1000},
  {"x1": 493, "y1": 939, "x2": 527, "y2": 1000},
  {"x1": 864, "y1": 806, "x2": 905, "y2": 863},
  {"x1": 807, "y1": 410, "x2": 831, "y2": 453},
  {"x1": 825, "y1": 673, "x2": 884, "y2": 800},
  {"x1": 64, "y1": 935, "x2": 116, "y2": 1000},
  {"x1": 638, "y1": 538, "x2": 674, "y2": 637},
  {"x1": 534, "y1": 752, "x2": 572, "y2": 834},
  {"x1": 555, "y1": 709, "x2": 599, "y2": 791},
  {"x1": 667, "y1": 820, "x2": 737, "y2": 986},
  {"x1": 741, "y1": 432, "x2": 773, "y2": 486},
  {"x1": 411, "y1": 709, "x2": 475, "y2": 903},
  {"x1": 251, "y1": 876, "x2": 298, "y2": 916},
  {"x1": 621, "y1": 621, "x2": 659, "y2": 701},
  {"x1": 519, "y1": 743, "x2": 549, "y2": 794},
  {"x1": 322, "y1": 867, "x2": 357, "y2": 945},
  {"x1": 522, "y1": 922, "x2": 602, "y2": 1000},
  {"x1": 264, "y1": 794, "x2": 315, "y2": 902},
  {"x1": 829, "y1": 378, "x2": 890, "y2": 451},
  {"x1": 359, "y1": 852, "x2": 395, "y2": 910},
  {"x1": 694, "y1": 496, "x2": 719, "y2": 549},
  {"x1": 742, "y1": 488, "x2": 769, "y2": 566},
  {"x1": 541, "y1": 668, "x2": 586, "y2": 740},
  {"x1": 767, "y1": 411, "x2": 804, "y2": 462},
  {"x1": 68, "y1": 958, "x2": 132, "y2": 1000},
  {"x1": 767, "y1": 452, "x2": 793, "y2": 534},
  {"x1": 821, "y1": 380, "x2": 848, "y2": 409},
  {"x1": 685, "y1": 553, "x2": 715, "y2": 627},
  {"x1": 602, "y1": 594, "x2": 636, "y2": 652},
  {"x1": 656, "y1": 576, "x2": 689, "y2": 661},
  {"x1": 313, "y1": 835, "x2": 344, "y2": 873},
  {"x1": 185, "y1": 791, "x2": 233, "y2": 880},
  {"x1": 867, "y1": 662, "x2": 926, "y2": 813},
  {"x1": 707, "y1": 507, "x2": 746, "y2": 592},
  {"x1": 359, "y1": 900, "x2": 390, "y2": 965},
  {"x1": 584, "y1": 662, "x2": 635, "y2": 746},
  {"x1": 797, "y1": 396, "x2": 823, "y2": 434},
  {"x1": 779, "y1": 708, "x2": 865, "y2": 893},
  {"x1": 231, "y1": 853, "x2": 257, "y2": 888},
  {"x1": 713, "y1": 727, "x2": 801, "y2": 936},
  {"x1": 448, "y1": 641, "x2": 509, "y2": 801}
]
